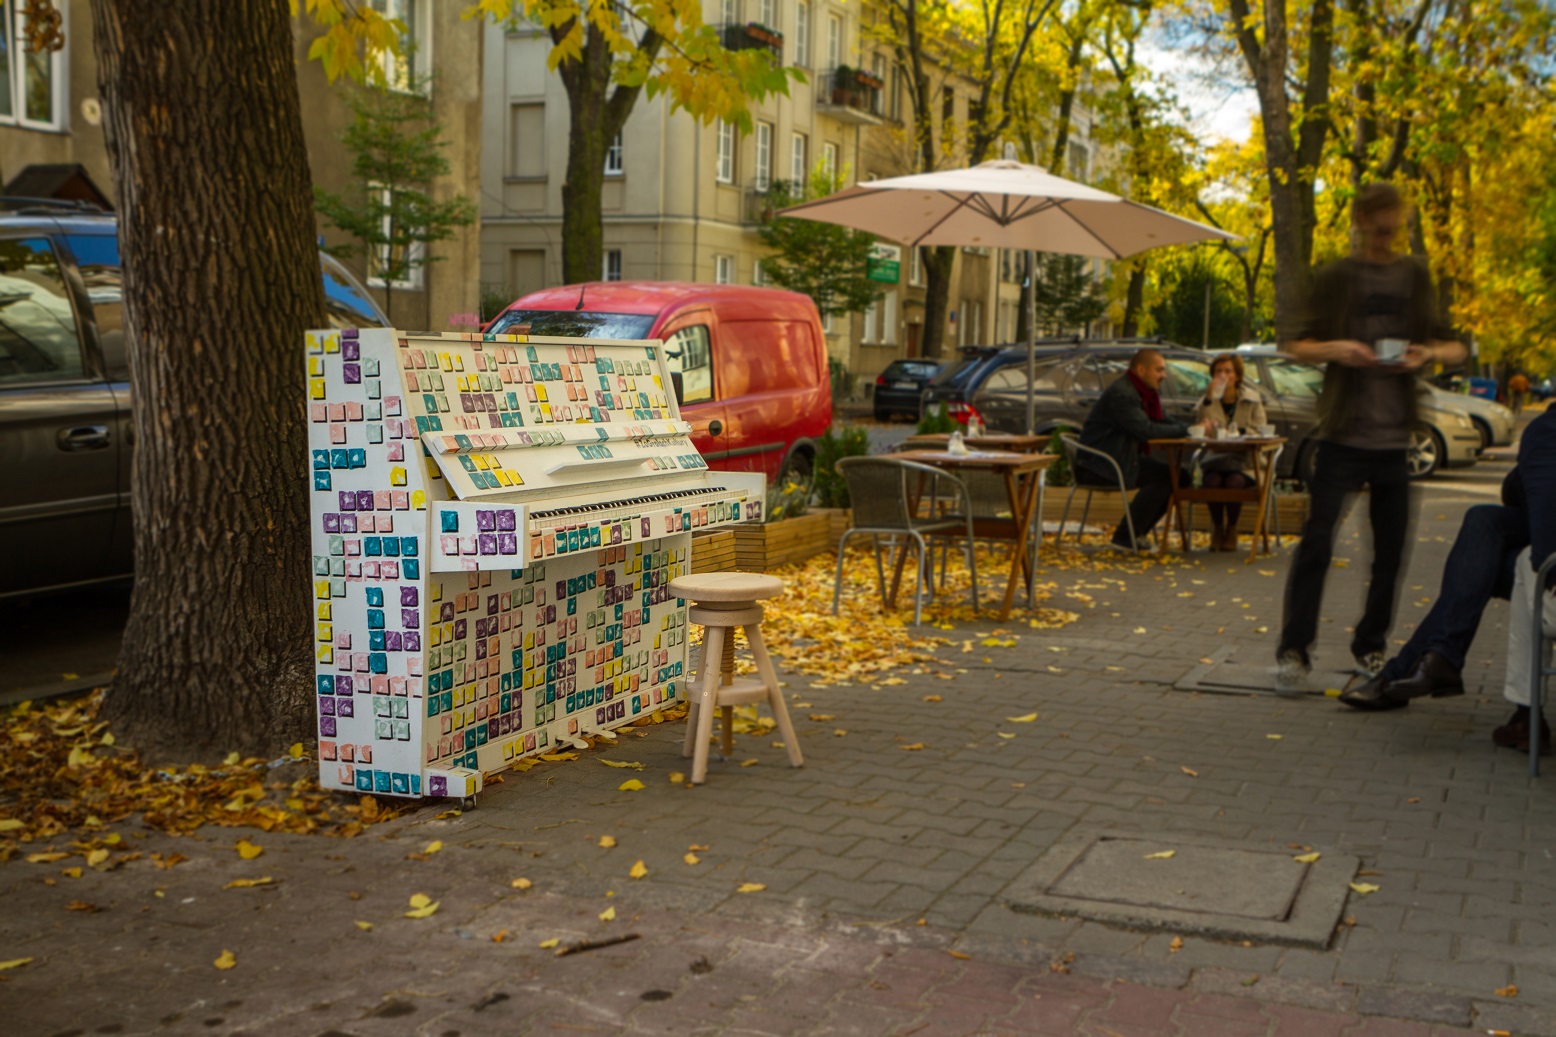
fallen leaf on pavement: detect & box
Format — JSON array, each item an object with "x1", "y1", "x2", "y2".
[
  {"x1": 539, "y1": 937, "x2": 560, "y2": 949},
  {"x1": 404, "y1": 893, "x2": 440, "y2": 918},
  {"x1": 213, "y1": 950, "x2": 236, "y2": 970},
  {"x1": 1006, "y1": 713, "x2": 1037, "y2": 723},
  {"x1": 511, "y1": 878, "x2": 533, "y2": 890},
  {"x1": 808, "y1": 714, "x2": 835, "y2": 722},
  {"x1": 948, "y1": 950, "x2": 972, "y2": 959},
  {"x1": 618, "y1": 779, "x2": 646, "y2": 792},
  {"x1": 1266, "y1": 734, "x2": 1283, "y2": 741},
  {"x1": 65, "y1": 900, "x2": 99, "y2": 912},
  {"x1": 1144, "y1": 850, "x2": 1176, "y2": 860},
  {"x1": 1348, "y1": 882, "x2": 1380, "y2": 895},
  {"x1": 235, "y1": 840, "x2": 263, "y2": 860},
  {"x1": 736, "y1": 883, "x2": 766, "y2": 893},
  {"x1": 1169, "y1": 936, "x2": 1184, "y2": 953},
  {"x1": 600, "y1": 760, "x2": 644, "y2": 770},
  {"x1": 599, "y1": 906, "x2": 616, "y2": 922},
  {"x1": 899, "y1": 743, "x2": 926, "y2": 751},
  {"x1": 0, "y1": 958, "x2": 33, "y2": 971},
  {"x1": 354, "y1": 921, "x2": 373, "y2": 931},
  {"x1": 668, "y1": 772, "x2": 685, "y2": 784},
  {"x1": 598, "y1": 836, "x2": 617, "y2": 848},
  {"x1": 26, "y1": 852, "x2": 68, "y2": 864},
  {"x1": 1496, "y1": 985, "x2": 1518, "y2": 998},
  {"x1": 629, "y1": 860, "x2": 648, "y2": 880},
  {"x1": 1293, "y1": 852, "x2": 1321, "y2": 864},
  {"x1": 683, "y1": 852, "x2": 700, "y2": 865},
  {"x1": 1180, "y1": 767, "x2": 1199, "y2": 778},
  {"x1": 491, "y1": 929, "x2": 509, "y2": 943},
  {"x1": 223, "y1": 877, "x2": 274, "y2": 889},
  {"x1": 922, "y1": 695, "x2": 942, "y2": 703}
]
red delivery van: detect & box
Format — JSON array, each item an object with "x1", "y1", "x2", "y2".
[{"x1": 486, "y1": 282, "x2": 832, "y2": 483}]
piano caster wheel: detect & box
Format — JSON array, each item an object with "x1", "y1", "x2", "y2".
[{"x1": 460, "y1": 795, "x2": 479, "y2": 810}]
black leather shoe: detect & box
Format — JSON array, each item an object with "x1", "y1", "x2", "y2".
[
  {"x1": 1385, "y1": 651, "x2": 1465, "y2": 700},
  {"x1": 1338, "y1": 675, "x2": 1409, "y2": 711},
  {"x1": 1492, "y1": 707, "x2": 1552, "y2": 754}
]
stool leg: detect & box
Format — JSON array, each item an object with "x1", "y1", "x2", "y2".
[
  {"x1": 744, "y1": 620, "x2": 803, "y2": 769},
  {"x1": 720, "y1": 635, "x2": 736, "y2": 759},
  {"x1": 690, "y1": 626, "x2": 725, "y2": 783},
  {"x1": 681, "y1": 634, "x2": 704, "y2": 760}
]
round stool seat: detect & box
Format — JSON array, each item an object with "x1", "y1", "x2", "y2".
[{"x1": 669, "y1": 572, "x2": 784, "y2": 604}]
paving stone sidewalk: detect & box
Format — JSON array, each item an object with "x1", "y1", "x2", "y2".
[{"x1": 3, "y1": 455, "x2": 1552, "y2": 1037}]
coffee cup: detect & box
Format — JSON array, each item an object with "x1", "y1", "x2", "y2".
[
  {"x1": 1256, "y1": 424, "x2": 1276, "y2": 437},
  {"x1": 1189, "y1": 424, "x2": 1207, "y2": 439},
  {"x1": 1376, "y1": 338, "x2": 1407, "y2": 364}
]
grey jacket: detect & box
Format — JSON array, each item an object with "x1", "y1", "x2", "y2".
[{"x1": 1075, "y1": 376, "x2": 1189, "y2": 489}]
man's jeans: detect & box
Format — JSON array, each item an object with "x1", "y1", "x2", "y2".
[
  {"x1": 1504, "y1": 546, "x2": 1556, "y2": 707},
  {"x1": 1279, "y1": 441, "x2": 1412, "y2": 665},
  {"x1": 1378, "y1": 504, "x2": 1528, "y2": 682},
  {"x1": 1076, "y1": 456, "x2": 1183, "y2": 546}
]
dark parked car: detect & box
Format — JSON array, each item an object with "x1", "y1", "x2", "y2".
[
  {"x1": 0, "y1": 202, "x2": 390, "y2": 600},
  {"x1": 919, "y1": 339, "x2": 1477, "y2": 484},
  {"x1": 871, "y1": 358, "x2": 942, "y2": 421}
]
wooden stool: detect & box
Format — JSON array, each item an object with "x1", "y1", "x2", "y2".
[{"x1": 669, "y1": 572, "x2": 803, "y2": 785}]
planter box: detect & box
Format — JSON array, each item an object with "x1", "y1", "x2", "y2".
[
  {"x1": 689, "y1": 530, "x2": 737, "y2": 574},
  {"x1": 1041, "y1": 490, "x2": 1310, "y2": 535},
  {"x1": 691, "y1": 509, "x2": 853, "y2": 574}
]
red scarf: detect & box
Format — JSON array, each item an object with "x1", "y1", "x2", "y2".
[{"x1": 1127, "y1": 369, "x2": 1165, "y2": 421}]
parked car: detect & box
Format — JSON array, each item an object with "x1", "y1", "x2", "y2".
[
  {"x1": 486, "y1": 282, "x2": 832, "y2": 483},
  {"x1": 918, "y1": 338, "x2": 1477, "y2": 484},
  {"x1": 0, "y1": 202, "x2": 390, "y2": 600},
  {"x1": 1234, "y1": 345, "x2": 1480, "y2": 479},
  {"x1": 871, "y1": 358, "x2": 941, "y2": 421}
]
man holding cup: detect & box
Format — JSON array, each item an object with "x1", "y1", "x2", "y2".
[{"x1": 1274, "y1": 183, "x2": 1467, "y2": 695}]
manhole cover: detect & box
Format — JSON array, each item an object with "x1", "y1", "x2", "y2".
[
  {"x1": 1174, "y1": 658, "x2": 1350, "y2": 697},
  {"x1": 1006, "y1": 830, "x2": 1358, "y2": 948}
]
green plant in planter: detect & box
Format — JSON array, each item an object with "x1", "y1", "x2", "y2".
[
  {"x1": 812, "y1": 424, "x2": 871, "y2": 508},
  {"x1": 1044, "y1": 423, "x2": 1078, "y2": 486},
  {"x1": 764, "y1": 477, "x2": 812, "y2": 522},
  {"x1": 915, "y1": 402, "x2": 959, "y2": 435}
]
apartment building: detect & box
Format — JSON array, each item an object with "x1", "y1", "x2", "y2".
[
  {"x1": 479, "y1": 0, "x2": 1045, "y2": 376},
  {"x1": 0, "y1": 0, "x2": 482, "y2": 331}
]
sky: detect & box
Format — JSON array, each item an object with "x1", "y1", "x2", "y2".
[{"x1": 1137, "y1": 40, "x2": 1260, "y2": 145}]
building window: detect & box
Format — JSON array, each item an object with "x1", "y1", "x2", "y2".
[
  {"x1": 603, "y1": 249, "x2": 622, "y2": 282},
  {"x1": 722, "y1": 0, "x2": 738, "y2": 27},
  {"x1": 888, "y1": 61, "x2": 900, "y2": 120},
  {"x1": 1067, "y1": 139, "x2": 1090, "y2": 181},
  {"x1": 754, "y1": 121, "x2": 773, "y2": 191},
  {"x1": 370, "y1": 0, "x2": 429, "y2": 92},
  {"x1": 753, "y1": 259, "x2": 765, "y2": 285},
  {"x1": 369, "y1": 188, "x2": 424, "y2": 291},
  {"x1": 825, "y1": 12, "x2": 842, "y2": 71},
  {"x1": 910, "y1": 246, "x2": 923, "y2": 286},
  {"x1": 1, "y1": 0, "x2": 68, "y2": 129},
  {"x1": 758, "y1": 0, "x2": 777, "y2": 27},
  {"x1": 821, "y1": 141, "x2": 838, "y2": 180},
  {"x1": 794, "y1": 1, "x2": 810, "y2": 66},
  {"x1": 790, "y1": 132, "x2": 807, "y2": 188},
  {"x1": 604, "y1": 131, "x2": 623, "y2": 176},
  {"x1": 863, "y1": 293, "x2": 896, "y2": 344},
  {"x1": 716, "y1": 120, "x2": 736, "y2": 184},
  {"x1": 713, "y1": 254, "x2": 735, "y2": 284},
  {"x1": 509, "y1": 103, "x2": 546, "y2": 178}
]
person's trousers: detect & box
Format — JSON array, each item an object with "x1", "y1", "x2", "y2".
[
  {"x1": 1504, "y1": 547, "x2": 1556, "y2": 707},
  {"x1": 1077, "y1": 456, "x2": 1183, "y2": 546},
  {"x1": 1378, "y1": 504, "x2": 1527, "y2": 682},
  {"x1": 1279, "y1": 441, "x2": 1412, "y2": 665}
]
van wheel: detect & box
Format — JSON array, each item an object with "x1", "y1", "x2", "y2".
[{"x1": 780, "y1": 450, "x2": 814, "y2": 485}]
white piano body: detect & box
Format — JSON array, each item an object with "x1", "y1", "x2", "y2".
[{"x1": 305, "y1": 328, "x2": 764, "y2": 799}]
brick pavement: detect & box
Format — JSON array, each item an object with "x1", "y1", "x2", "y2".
[{"x1": 2, "y1": 451, "x2": 1552, "y2": 1036}]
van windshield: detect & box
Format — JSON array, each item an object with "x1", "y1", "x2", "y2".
[{"x1": 487, "y1": 309, "x2": 656, "y2": 340}]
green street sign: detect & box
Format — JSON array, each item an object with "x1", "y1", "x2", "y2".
[{"x1": 868, "y1": 243, "x2": 901, "y2": 284}]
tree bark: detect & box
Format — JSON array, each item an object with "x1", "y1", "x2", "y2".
[
  {"x1": 90, "y1": 0, "x2": 324, "y2": 757},
  {"x1": 1121, "y1": 262, "x2": 1145, "y2": 337},
  {"x1": 555, "y1": 17, "x2": 661, "y2": 285}
]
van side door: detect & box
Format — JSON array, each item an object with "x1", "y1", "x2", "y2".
[{"x1": 0, "y1": 235, "x2": 120, "y2": 596}]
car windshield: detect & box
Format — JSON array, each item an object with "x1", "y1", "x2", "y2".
[
  {"x1": 928, "y1": 354, "x2": 995, "y2": 388},
  {"x1": 1265, "y1": 358, "x2": 1325, "y2": 398},
  {"x1": 487, "y1": 309, "x2": 656, "y2": 339},
  {"x1": 321, "y1": 256, "x2": 389, "y2": 328},
  {"x1": 884, "y1": 360, "x2": 938, "y2": 379}
]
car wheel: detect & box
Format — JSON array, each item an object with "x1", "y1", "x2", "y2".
[
  {"x1": 1407, "y1": 426, "x2": 1444, "y2": 479},
  {"x1": 1471, "y1": 417, "x2": 1492, "y2": 453},
  {"x1": 780, "y1": 448, "x2": 814, "y2": 485}
]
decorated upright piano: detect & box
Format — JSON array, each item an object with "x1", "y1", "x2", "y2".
[{"x1": 305, "y1": 328, "x2": 764, "y2": 800}]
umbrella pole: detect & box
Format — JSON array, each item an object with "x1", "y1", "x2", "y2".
[{"x1": 1026, "y1": 249, "x2": 1037, "y2": 436}]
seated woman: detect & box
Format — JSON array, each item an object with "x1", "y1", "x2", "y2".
[{"x1": 1194, "y1": 353, "x2": 1269, "y2": 552}]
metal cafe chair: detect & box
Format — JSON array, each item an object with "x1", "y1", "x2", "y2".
[
  {"x1": 1055, "y1": 433, "x2": 1139, "y2": 551},
  {"x1": 1528, "y1": 552, "x2": 1556, "y2": 777},
  {"x1": 832, "y1": 457, "x2": 980, "y2": 626}
]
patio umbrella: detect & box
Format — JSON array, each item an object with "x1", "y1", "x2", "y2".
[{"x1": 778, "y1": 160, "x2": 1237, "y2": 432}]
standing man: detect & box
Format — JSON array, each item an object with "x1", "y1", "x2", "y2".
[
  {"x1": 1075, "y1": 348, "x2": 1190, "y2": 551},
  {"x1": 1275, "y1": 184, "x2": 1467, "y2": 695},
  {"x1": 1507, "y1": 370, "x2": 1529, "y2": 416}
]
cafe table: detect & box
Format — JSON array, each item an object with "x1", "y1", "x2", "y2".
[
  {"x1": 900, "y1": 432, "x2": 1050, "y2": 454},
  {"x1": 1146, "y1": 435, "x2": 1287, "y2": 562},
  {"x1": 877, "y1": 448, "x2": 1056, "y2": 620}
]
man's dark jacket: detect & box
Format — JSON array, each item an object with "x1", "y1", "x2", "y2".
[
  {"x1": 1074, "y1": 376, "x2": 1189, "y2": 489},
  {"x1": 1505, "y1": 408, "x2": 1556, "y2": 588}
]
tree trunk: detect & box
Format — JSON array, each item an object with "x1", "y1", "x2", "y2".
[
  {"x1": 90, "y1": 0, "x2": 324, "y2": 757},
  {"x1": 920, "y1": 245, "x2": 955, "y2": 358},
  {"x1": 1121, "y1": 262, "x2": 1146, "y2": 337}
]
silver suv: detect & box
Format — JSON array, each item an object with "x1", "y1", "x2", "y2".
[{"x1": 0, "y1": 202, "x2": 388, "y2": 599}]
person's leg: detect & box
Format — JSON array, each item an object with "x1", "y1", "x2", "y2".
[
  {"x1": 1117, "y1": 456, "x2": 1175, "y2": 545},
  {"x1": 1376, "y1": 505, "x2": 1526, "y2": 682},
  {"x1": 1220, "y1": 471, "x2": 1251, "y2": 531},
  {"x1": 1202, "y1": 470, "x2": 1227, "y2": 546},
  {"x1": 1351, "y1": 450, "x2": 1413, "y2": 662},
  {"x1": 1279, "y1": 442, "x2": 1363, "y2": 667}
]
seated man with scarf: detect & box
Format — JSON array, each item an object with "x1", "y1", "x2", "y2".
[{"x1": 1074, "y1": 348, "x2": 1191, "y2": 550}]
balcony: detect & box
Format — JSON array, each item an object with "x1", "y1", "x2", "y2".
[
  {"x1": 816, "y1": 66, "x2": 884, "y2": 125},
  {"x1": 721, "y1": 22, "x2": 783, "y2": 62}
]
